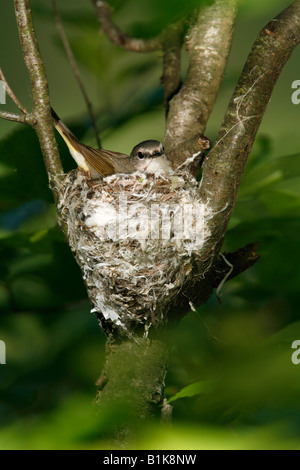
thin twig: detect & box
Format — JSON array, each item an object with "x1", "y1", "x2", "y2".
[
  {"x1": 0, "y1": 110, "x2": 34, "y2": 124},
  {"x1": 14, "y1": 0, "x2": 64, "y2": 200},
  {"x1": 91, "y1": 0, "x2": 162, "y2": 52},
  {"x1": 161, "y1": 21, "x2": 185, "y2": 114},
  {"x1": 51, "y1": 0, "x2": 101, "y2": 148},
  {"x1": 0, "y1": 67, "x2": 28, "y2": 114}
]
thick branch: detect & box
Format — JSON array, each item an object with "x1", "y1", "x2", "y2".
[
  {"x1": 213, "y1": 242, "x2": 260, "y2": 289},
  {"x1": 95, "y1": 339, "x2": 168, "y2": 445},
  {"x1": 171, "y1": 242, "x2": 260, "y2": 316},
  {"x1": 164, "y1": 0, "x2": 238, "y2": 168},
  {"x1": 14, "y1": 0, "x2": 64, "y2": 200},
  {"x1": 91, "y1": 0, "x2": 161, "y2": 52},
  {"x1": 199, "y1": 1, "x2": 300, "y2": 258}
]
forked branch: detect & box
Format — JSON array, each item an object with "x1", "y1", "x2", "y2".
[
  {"x1": 199, "y1": 0, "x2": 300, "y2": 259},
  {"x1": 0, "y1": 110, "x2": 34, "y2": 124},
  {"x1": 164, "y1": 0, "x2": 238, "y2": 168},
  {"x1": 0, "y1": 67, "x2": 28, "y2": 114}
]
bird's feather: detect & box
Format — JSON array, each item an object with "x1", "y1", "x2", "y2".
[
  {"x1": 82, "y1": 146, "x2": 132, "y2": 176},
  {"x1": 51, "y1": 107, "x2": 134, "y2": 176}
]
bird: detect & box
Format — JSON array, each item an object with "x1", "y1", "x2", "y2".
[{"x1": 51, "y1": 108, "x2": 173, "y2": 178}]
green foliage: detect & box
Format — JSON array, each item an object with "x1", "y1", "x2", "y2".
[
  {"x1": 167, "y1": 381, "x2": 206, "y2": 403},
  {"x1": 108, "y1": 0, "x2": 211, "y2": 38}
]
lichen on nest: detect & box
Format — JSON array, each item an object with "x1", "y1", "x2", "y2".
[{"x1": 57, "y1": 169, "x2": 213, "y2": 338}]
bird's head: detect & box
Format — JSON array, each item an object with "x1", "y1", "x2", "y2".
[{"x1": 129, "y1": 140, "x2": 172, "y2": 174}]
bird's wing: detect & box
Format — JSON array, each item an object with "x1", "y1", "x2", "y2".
[
  {"x1": 51, "y1": 108, "x2": 133, "y2": 176},
  {"x1": 84, "y1": 146, "x2": 134, "y2": 176},
  {"x1": 82, "y1": 146, "x2": 116, "y2": 176}
]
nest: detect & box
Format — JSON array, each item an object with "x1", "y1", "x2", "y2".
[{"x1": 58, "y1": 170, "x2": 213, "y2": 338}]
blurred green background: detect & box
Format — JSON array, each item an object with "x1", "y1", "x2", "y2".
[{"x1": 0, "y1": 0, "x2": 300, "y2": 450}]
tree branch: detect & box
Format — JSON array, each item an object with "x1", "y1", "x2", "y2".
[
  {"x1": 199, "y1": 1, "x2": 300, "y2": 260},
  {"x1": 161, "y1": 21, "x2": 185, "y2": 114},
  {"x1": 0, "y1": 110, "x2": 34, "y2": 124},
  {"x1": 51, "y1": 0, "x2": 101, "y2": 148},
  {"x1": 95, "y1": 339, "x2": 168, "y2": 445},
  {"x1": 14, "y1": 0, "x2": 64, "y2": 200},
  {"x1": 164, "y1": 0, "x2": 238, "y2": 168},
  {"x1": 0, "y1": 67, "x2": 28, "y2": 114},
  {"x1": 213, "y1": 242, "x2": 260, "y2": 290},
  {"x1": 170, "y1": 242, "x2": 260, "y2": 318},
  {"x1": 91, "y1": 0, "x2": 162, "y2": 52}
]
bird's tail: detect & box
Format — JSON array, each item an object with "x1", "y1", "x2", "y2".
[
  {"x1": 50, "y1": 107, "x2": 60, "y2": 125},
  {"x1": 50, "y1": 107, "x2": 79, "y2": 146},
  {"x1": 50, "y1": 107, "x2": 117, "y2": 176}
]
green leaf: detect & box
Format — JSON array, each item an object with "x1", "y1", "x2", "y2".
[
  {"x1": 168, "y1": 381, "x2": 207, "y2": 403},
  {"x1": 239, "y1": 153, "x2": 300, "y2": 199}
]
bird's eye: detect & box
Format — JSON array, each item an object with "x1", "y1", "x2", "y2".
[{"x1": 138, "y1": 151, "x2": 144, "y2": 159}]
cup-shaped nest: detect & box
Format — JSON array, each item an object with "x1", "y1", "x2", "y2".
[{"x1": 58, "y1": 171, "x2": 212, "y2": 338}]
